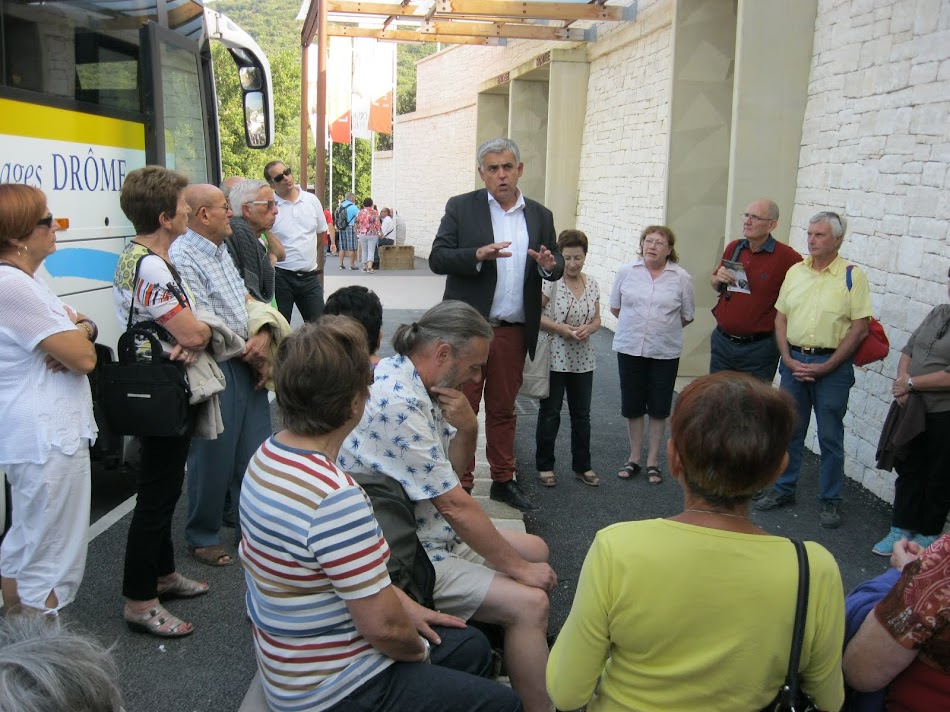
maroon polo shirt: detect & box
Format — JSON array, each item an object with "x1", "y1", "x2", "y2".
[{"x1": 711, "y1": 236, "x2": 802, "y2": 336}]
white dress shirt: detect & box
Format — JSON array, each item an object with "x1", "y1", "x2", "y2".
[{"x1": 487, "y1": 191, "x2": 529, "y2": 323}]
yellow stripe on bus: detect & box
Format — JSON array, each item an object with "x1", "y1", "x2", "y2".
[{"x1": 0, "y1": 98, "x2": 145, "y2": 150}]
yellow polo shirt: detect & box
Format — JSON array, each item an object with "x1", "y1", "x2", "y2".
[{"x1": 775, "y1": 255, "x2": 873, "y2": 349}]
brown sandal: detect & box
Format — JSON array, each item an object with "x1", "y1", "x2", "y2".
[
  {"x1": 575, "y1": 471, "x2": 601, "y2": 487},
  {"x1": 538, "y1": 471, "x2": 556, "y2": 487},
  {"x1": 188, "y1": 545, "x2": 233, "y2": 567},
  {"x1": 617, "y1": 462, "x2": 641, "y2": 479}
]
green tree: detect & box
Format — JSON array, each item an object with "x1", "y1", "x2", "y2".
[
  {"x1": 396, "y1": 43, "x2": 437, "y2": 115},
  {"x1": 213, "y1": 44, "x2": 314, "y2": 183}
]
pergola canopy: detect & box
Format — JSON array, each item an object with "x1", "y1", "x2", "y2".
[{"x1": 302, "y1": 0, "x2": 637, "y2": 47}]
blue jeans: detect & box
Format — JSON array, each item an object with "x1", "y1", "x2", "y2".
[
  {"x1": 185, "y1": 359, "x2": 271, "y2": 548},
  {"x1": 274, "y1": 267, "x2": 323, "y2": 323},
  {"x1": 535, "y1": 370, "x2": 593, "y2": 472},
  {"x1": 325, "y1": 657, "x2": 523, "y2": 712},
  {"x1": 774, "y1": 353, "x2": 854, "y2": 502},
  {"x1": 709, "y1": 327, "x2": 780, "y2": 381}
]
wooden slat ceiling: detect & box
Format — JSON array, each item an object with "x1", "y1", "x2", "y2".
[{"x1": 303, "y1": 0, "x2": 636, "y2": 46}]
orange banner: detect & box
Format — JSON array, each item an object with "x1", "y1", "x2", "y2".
[
  {"x1": 368, "y1": 90, "x2": 393, "y2": 134},
  {"x1": 327, "y1": 37, "x2": 352, "y2": 144}
]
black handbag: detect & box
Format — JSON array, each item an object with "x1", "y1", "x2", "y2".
[
  {"x1": 98, "y1": 253, "x2": 192, "y2": 438},
  {"x1": 761, "y1": 539, "x2": 818, "y2": 712}
]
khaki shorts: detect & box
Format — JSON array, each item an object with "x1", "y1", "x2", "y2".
[{"x1": 431, "y1": 541, "x2": 495, "y2": 620}]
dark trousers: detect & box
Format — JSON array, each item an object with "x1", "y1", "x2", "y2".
[
  {"x1": 709, "y1": 327, "x2": 780, "y2": 381},
  {"x1": 535, "y1": 370, "x2": 593, "y2": 472},
  {"x1": 461, "y1": 325, "x2": 526, "y2": 487},
  {"x1": 325, "y1": 652, "x2": 522, "y2": 712},
  {"x1": 274, "y1": 267, "x2": 323, "y2": 323},
  {"x1": 893, "y1": 410, "x2": 950, "y2": 535},
  {"x1": 122, "y1": 431, "x2": 192, "y2": 600},
  {"x1": 185, "y1": 359, "x2": 271, "y2": 548},
  {"x1": 429, "y1": 625, "x2": 494, "y2": 677}
]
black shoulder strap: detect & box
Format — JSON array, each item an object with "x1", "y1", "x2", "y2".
[
  {"x1": 730, "y1": 240, "x2": 746, "y2": 263},
  {"x1": 781, "y1": 539, "x2": 810, "y2": 703},
  {"x1": 127, "y1": 249, "x2": 188, "y2": 331}
]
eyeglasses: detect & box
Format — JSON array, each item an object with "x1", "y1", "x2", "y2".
[
  {"x1": 37, "y1": 213, "x2": 55, "y2": 228},
  {"x1": 269, "y1": 168, "x2": 292, "y2": 182},
  {"x1": 249, "y1": 200, "x2": 277, "y2": 209},
  {"x1": 643, "y1": 239, "x2": 668, "y2": 248},
  {"x1": 741, "y1": 212, "x2": 774, "y2": 223},
  {"x1": 201, "y1": 202, "x2": 231, "y2": 213}
]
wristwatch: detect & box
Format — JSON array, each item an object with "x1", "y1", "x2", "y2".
[
  {"x1": 907, "y1": 376, "x2": 914, "y2": 391},
  {"x1": 419, "y1": 636, "x2": 432, "y2": 664}
]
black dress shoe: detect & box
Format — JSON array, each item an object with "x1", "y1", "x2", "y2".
[{"x1": 490, "y1": 480, "x2": 538, "y2": 512}]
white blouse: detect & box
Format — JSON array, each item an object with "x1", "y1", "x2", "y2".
[
  {"x1": 609, "y1": 259, "x2": 695, "y2": 360},
  {"x1": 0, "y1": 268, "x2": 96, "y2": 465}
]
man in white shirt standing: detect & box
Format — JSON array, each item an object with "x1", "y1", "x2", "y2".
[{"x1": 264, "y1": 161, "x2": 329, "y2": 322}]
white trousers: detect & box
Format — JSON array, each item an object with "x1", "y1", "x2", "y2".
[{"x1": 2, "y1": 445, "x2": 91, "y2": 611}]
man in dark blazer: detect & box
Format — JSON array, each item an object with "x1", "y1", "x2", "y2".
[{"x1": 430, "y1": 137, "x2": 563, "y2": 511}]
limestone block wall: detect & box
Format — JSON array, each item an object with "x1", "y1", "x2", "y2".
[
  {"x1": 575, "y1": 1, "x2": 674, "y2": 330},
  {"x1": 791, "y1": 0, "x2": 950, "y2": 503},
  {"x1": 374, "y1": 0, "x2": 673, "y2": 278},
  {"x1": 372, "y1": 150, "x2": 394, "y2": 212}
]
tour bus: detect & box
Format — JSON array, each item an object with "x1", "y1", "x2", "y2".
[
  {"x1": 0, "y1": 0, "x2": 274, "y2": 519},
  {"x1": 0, "y1": 0, "x2": 274, "y2": 353}
]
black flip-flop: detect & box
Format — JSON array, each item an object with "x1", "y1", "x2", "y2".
[
  {"x1": 647, "y1": 466, "x2": 664, "y2": 485},
  {"x1": 617, "y1": 461, "x2": 641, "y2": 479}
]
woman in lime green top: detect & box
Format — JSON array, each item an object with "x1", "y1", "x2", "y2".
[{"x1": 547, "y1": 372, "x2": 846, "y2": 711}]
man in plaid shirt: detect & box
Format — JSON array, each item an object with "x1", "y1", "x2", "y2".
[{"x1": 168, "y1": 183, "x2": 273, "y2": 567}]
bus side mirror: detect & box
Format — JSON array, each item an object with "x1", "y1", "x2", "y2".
[{"x1": 244, "y1": 91, "x2": 267, "y2": 148}]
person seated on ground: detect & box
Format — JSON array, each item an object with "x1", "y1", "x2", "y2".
[
  {"x1": 0, "y1": 614, "x2": 124, "y2": 712},
  {"x1": 324, "y1": 285, "x2": 383, "y2": 365},
  {"x1": 239, "y1": 316, "x2": 522, "y2": 712},
  {"x1": 547, "y1": 371, "x2": 845, "y2": 711},
  {"x1": 339, "y1": 300, "x2": 558, "y2": 712},
  {"x1": 844, "y1": 535, "x2": 950, "y2": 711}
]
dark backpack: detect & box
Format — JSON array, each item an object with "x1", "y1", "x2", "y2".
[
  {"x1": 350, "y1": 471, "x2": 436, "y2": 609},
  {"x1": 333, "y1": 202, "x2": 353, "y2": 232}
]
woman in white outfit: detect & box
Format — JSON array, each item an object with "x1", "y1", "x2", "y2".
[{"x1": 0, "y1": 184, "x2": 98, "y2": 616}]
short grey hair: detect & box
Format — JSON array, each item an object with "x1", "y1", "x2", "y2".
[
  {"x1": 809, "y1": 210, "x2": 846, "y2": 240},
  {"x1": 762, "y1": 199, "x2": 780, "y2": 221},
  {"x1": 345, "y1": 192, "x2": 356, "y2": 201},
  {"x1": 0, "y1": 615, "x2": 124, "y2": 712},
  {"x1": 392, "y1": 300, "x2": 493, "y2": 357},
  {"x1": 477, "y1": 137, "x2": 521, "y2": 169},
  {"x1": 229, "y1": 179, "x2": 269, "y2": 210}
]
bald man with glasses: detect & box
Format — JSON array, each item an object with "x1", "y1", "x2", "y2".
[
  {"x1": 264, "y1": 160, "x2": 329, "y2": 322},
  {"x1": 709, "y1": 198, "x2": 802, "y2": 381}
]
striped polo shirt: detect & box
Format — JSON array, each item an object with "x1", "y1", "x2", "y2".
[{"x1": 240, "y1": 437, "x2": 394, "y2": 711}]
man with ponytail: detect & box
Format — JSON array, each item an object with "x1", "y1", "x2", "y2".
[{"x1": 339, "y1": 300, "x2": 558, "y2": 712}]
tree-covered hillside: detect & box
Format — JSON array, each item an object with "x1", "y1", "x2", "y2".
[{"x1": 208, "y1": 0, "x2": 435, "y2": 203}]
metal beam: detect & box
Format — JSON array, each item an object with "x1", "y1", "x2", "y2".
[
  {"x1": 435, "y1": 0, "x2": 626, "y2": 21},
  {"x1": 328, "y1": 25, "x2": 507, "y2": 45}
]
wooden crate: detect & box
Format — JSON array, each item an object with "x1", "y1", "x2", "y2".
[{"x1": 379, "y1": 245, "x2": 415, "y2": 270}]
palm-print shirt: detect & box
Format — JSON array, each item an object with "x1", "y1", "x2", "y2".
[{"x1": 338, "y1": 354, "x2": 462, "y2": 561}]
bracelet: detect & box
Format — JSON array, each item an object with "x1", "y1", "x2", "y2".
[{"x1": 77, "y1": 319, "x2": 98, "y2": 342}]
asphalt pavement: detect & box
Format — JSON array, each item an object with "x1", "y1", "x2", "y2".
[{"x1": 35, "y1": 258, "x2": 897, "y2": 711}]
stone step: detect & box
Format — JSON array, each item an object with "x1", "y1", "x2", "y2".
[{"x1": 472, "y1": 495, "x2": 522, "y2": 520}]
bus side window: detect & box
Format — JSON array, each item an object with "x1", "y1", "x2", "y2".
[{"x1": 3, "y1": 17, "x2": 43, "y2": 93}]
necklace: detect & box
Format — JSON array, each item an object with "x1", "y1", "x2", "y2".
[{"x1": 683, "y1": 508, "x2": 750, "y2": 520}]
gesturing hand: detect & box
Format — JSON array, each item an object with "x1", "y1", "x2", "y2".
[
  {"x1": 476, "y1": 242, "x2": 513, "y2": 261},
  {"x1": 528, "y1": 245, "x2": 558, "y2": 272}
]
